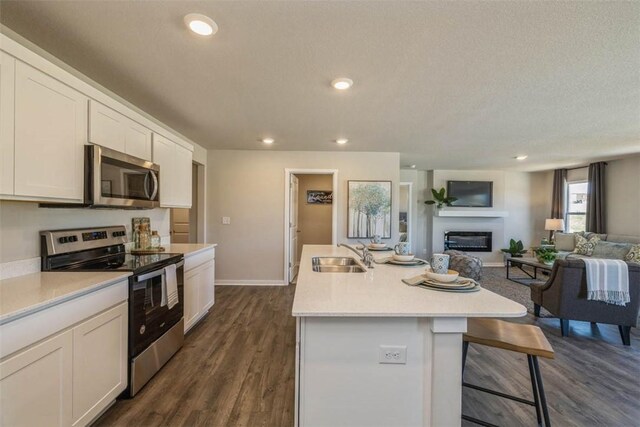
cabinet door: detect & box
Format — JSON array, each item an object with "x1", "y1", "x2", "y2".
[
  {"x1": 174, "y1": 143, "x2": 193, "y2": 208},
  {"x1": 14, "y1": 61, "x2": 87, "y2": 201},
  {"x1": 88, "y1": 100, "x2": 126, "y2": 152},
  {"x1": 124, "y1": 120, "x2": 152, "y2": 161},
  {"x1": 0, "y1": 330, "x2": 73, "y2": 427},
  {"x1": 184, "y1": 266, "x2": 201, "y2": 333},
  {"x1": 152, "y1": 133, "x2": 176, "y2": 207},
  {"x1": 71, "y1": 302, "x2": 127, "y2": 427},
  {"x1": 200, "y1": 260, "x2": 215, "y2": 312},
  {"x1": 0, "y1": 52, "x2": 15, "y2": 195}
]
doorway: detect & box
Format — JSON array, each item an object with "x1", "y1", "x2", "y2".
[
  {"x1": 284, "y1": 169, "x2": 338, "y2": 283},
  {"x1": 399, "y1": 182, "x2": 412, "y2": 245},
  {"x1": 171, "y1": 163, "x2": 205, "y2": 243}
]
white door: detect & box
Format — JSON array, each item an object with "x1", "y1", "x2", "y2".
[
  {"x1": 0, "y1": 329, "x2": 73, "y2": 427},
  {"x1": 14, "y1": 61, "x2": 87, "y2": 201},
  {"x1": 71, "y1": 302, "x2": 127, "y2": 427},
  {"x1": 289, "y1": 174, "x2": 299, "y2": 282},
  {"x1": 200, "y1": 260, "x2": 216, "y2": 312}
]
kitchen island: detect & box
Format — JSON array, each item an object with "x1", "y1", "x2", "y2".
[{"x1": 292, "y1": 245, "x2": 526, "y2": 427}]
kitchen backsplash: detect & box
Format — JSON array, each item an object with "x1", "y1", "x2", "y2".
[{"x1": 0, "y1": 201, "x2": 171, "y2": 263}]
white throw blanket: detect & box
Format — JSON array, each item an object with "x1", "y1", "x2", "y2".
[{"x1": 583, "y1": 258, "x2": 630, "y2": 306}]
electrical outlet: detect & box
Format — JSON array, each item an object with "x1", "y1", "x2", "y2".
[
  {"x1": 222, "y1": 217, "x2": 231, "y2": 225},
  {"x1": 379, "y1": 345, "x2": 407, "y2": 364},
  {"x1": 422, "y1": 248, "x2": 427, "y2": 255}
]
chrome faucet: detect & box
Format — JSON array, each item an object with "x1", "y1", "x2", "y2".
[{"x1": 337, "y1": 242, "x2": 375, "y2": 268}]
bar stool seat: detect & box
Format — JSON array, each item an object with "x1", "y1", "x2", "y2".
[{"x1": 462, "y1": 318, "x2": 555, "y2": 427}]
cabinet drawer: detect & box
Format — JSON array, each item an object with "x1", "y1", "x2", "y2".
[{"x1": 184, "y1": 247, "x2": 215, "y2": 272}]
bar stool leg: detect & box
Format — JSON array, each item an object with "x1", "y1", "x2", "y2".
[
  {"x1": 532, "y1": 356, "x2": 551, "y2": 427},
  {"x1": 527, "y1": 355, "x2": 543, "y2": 426},
  {"x1": 462, "y1": 341, "x2": 470, "y2": 376}
]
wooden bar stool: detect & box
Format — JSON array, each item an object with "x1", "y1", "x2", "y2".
[{"x1": 462, "y1": 318, "x2": 555, "y2": 427}]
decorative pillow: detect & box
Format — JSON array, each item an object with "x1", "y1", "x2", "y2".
[
  {"x1": 554, "y1": 233, "x2": 576, "y2": 251},
  {"x1": 626, "y1": 244, "x2": 640, "y2": 263},
  {"x1": 574, "y1": 234, "x2": 600, "y2": 256},
  {"x1": 592, "y1": 241, "x2": 632, "y2": 260}
]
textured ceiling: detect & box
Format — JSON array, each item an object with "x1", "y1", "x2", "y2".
[{"x1": 1, "y1": 1, "x2": 639, "y2": 171}]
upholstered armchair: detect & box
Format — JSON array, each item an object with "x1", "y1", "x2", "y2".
[{"x1": 530, "y1": 258, "x2": 640, "y2": 345}]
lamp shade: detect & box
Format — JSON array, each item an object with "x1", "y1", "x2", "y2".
[{"x1": 545, "y1": 218, "x2": 565, "y2": 231}]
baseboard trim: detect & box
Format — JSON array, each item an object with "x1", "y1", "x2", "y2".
[{"x1": 216, "y1": 280, "x2": 288, "y2": 286}]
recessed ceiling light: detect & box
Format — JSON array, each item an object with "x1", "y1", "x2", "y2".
[
  {"x1": 335, "y1": 138, "x2": 348, "y2": 145},
  {"x1": 331, "y1": 78, "x2": 353, "y2": 90},
  {"x1": 515, "y1": 155, "x2": 528, "y2": 161},
  {"x1": 410, "y1": 164, "x2": 417, "y2": 169},
  {"x1": 184, "y1": 13, "x2": 218, "y2": 37},
  {"x1": 262, "y1": 137, "x2": 274, "y2": 144}
]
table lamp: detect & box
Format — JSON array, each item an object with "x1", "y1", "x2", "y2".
[{"x1": 545, "y1": 218, "x2": 565, "y2": 243}]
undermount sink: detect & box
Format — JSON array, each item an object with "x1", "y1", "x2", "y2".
[{"x1": 311, "y1": 257, "x2": 366, "y2": 273}]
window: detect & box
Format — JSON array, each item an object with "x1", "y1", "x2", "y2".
[{"x1": 566, "y1": 182, "x2": 588, "y2": 233}]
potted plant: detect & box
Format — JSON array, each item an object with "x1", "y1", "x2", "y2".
[
  {"x1": 535, "y1": 247, "x2": 558, "y2": 266},
  {"x1": 501, "y1": 239, "x2": 528, "y2": 264},
  {"x1": 424, "y1": 187, "x2": 457, "y2": 209}
]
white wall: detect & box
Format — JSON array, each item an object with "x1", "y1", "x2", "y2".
[
  {"x1": 428, "y1": 170, "x2": 541, "y2": 264},
  {"x1": 207, "y1": 150, "x2": 400, "y2": 282},
  {"x1": 606, "y1": 155, "x2": 640, "y2": 236},
  {"x1": 0, "y1": 201, "x2": 170, "y2": 263}
]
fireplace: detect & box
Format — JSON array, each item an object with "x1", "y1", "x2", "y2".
[{"x1": 444, "y1": 231, "x2": 492, "y2": 252}]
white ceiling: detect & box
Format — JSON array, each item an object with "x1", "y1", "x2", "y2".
[{"x1": 1, "y1": 1, "x2": 639, "y2": 171}]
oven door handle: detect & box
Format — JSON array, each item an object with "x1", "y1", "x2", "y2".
[{"x1": 134, "y1": 260, "x2": 184, "y2": 282}]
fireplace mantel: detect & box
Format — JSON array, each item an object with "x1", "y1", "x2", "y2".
[{"x1": 434, "y1": 209, "x2": 509, "y2": 218}]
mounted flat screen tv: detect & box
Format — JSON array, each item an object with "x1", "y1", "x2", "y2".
[{"x1": 447, "y1": 181, "x2": 493, "y2": 207}]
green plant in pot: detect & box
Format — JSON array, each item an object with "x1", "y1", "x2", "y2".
[
  {"x1": 501, "y1": 239, "x2": 528, "y2": 258},
  {"x1": 424, "y1": 188, "x2": 457, "y2": 209},
  {"x1": 535, "y1": 247, "x2": 557, "y2": 265}
]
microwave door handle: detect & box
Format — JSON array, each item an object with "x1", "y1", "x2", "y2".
[
  {"x1": 143, "y1": 172, "x2": 151, "y2": 199},
  {"x1": 134, "y1": 260, "x2": 184, "y2": 282},
  {"x1": 149, "y1": 170, "x2": 159, "y2": 201}
]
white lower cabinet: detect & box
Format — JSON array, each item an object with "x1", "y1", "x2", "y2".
[
  {"x1": 183, "y1": 250, "x2": 216, "y2": 333},
  {"x1": 72, "y1": 302, "x2": 128, "y2": 427},
  {"x1": 0, "y1": 302, "x2": 128, "y2": 427},
  {"x1": 0, "y1": 329, "x2": 73, "y2": 427}
]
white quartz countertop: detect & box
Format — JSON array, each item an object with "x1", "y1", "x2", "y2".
[
  {"x1": 292, "y1": 245, "x2": 527, "y2": 318},
  {"x1": 161, "y1": 243, "x2": 217, "y2": 257},
  {"x1": 0, "y1": 271, "x2": 132, "y2": 324}
]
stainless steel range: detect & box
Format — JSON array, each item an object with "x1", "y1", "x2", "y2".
[{"x1": 40, "y1": 225, "x2": 184, "y2": 397}]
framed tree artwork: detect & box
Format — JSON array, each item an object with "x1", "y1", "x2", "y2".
[{"x1": 347, "y1": 180, "x2": 392, "y2": 239}]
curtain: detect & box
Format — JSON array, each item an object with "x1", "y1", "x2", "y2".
[
  {"x1": 550, "y1": 168, "x2": 567, "y2": 239},
  {"x1": 586, "y1": 162, "x2": 607, "y2": 233}
]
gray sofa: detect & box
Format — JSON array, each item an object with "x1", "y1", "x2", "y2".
[{"x1": 530, "y1": 233, "x2": 640, "y2": 345}]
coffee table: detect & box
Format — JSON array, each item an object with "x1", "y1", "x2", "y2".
[{"x1": 506, "y1": 257, "x2": 553, "y2": 286}]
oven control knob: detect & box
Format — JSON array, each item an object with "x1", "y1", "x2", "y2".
[
  {"x1": 58, "y1": 237, "x2": 68, "y2": 243},
  {"x1": 139, "y1": 325, "x2": 146, "y2": 335}
]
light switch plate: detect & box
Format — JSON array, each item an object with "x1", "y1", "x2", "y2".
[
  {"x1": 222, "y1": 217, "x2": 231, "y2": 225},
  {"x1": 379, "y1": 345, "x2": 407, "y2": 364}
]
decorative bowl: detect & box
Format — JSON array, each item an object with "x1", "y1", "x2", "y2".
[
  {"x1": 393, "y1": 253, "x2": 415, "y2": 262},
  {"x1": 424, "y1": 269, "x2": 459, "y2": 283},
  {"x1": 369, "y1": 243, "x2": 387, "y2": 249}
]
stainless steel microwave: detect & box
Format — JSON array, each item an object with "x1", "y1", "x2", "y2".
[{"x1": 85, "y1": 145, "x2": 160, "y2": 209}]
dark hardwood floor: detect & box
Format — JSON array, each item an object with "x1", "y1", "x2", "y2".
[{"x1": 96, "y1": 284, "x2": 639, "y2": 427}]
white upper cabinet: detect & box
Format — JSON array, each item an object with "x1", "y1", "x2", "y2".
[
  {"x1": 89, "y1": 100, "x2": 152, "y2": 161},
  {"x1": 14, "y1": 61, "x2": 87, "y2": 201},
  {"x1": 153, "y1": 133, "x2": 192, "y2": 208},
  {"x1": 0, "y1": 52, "x2": 15, "y2": 196}
]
